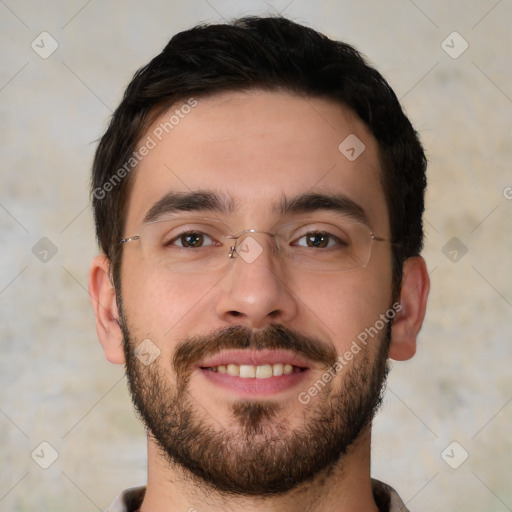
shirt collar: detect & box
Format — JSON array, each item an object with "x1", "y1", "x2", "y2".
[{"x1": 106, "y1": 479, "x2": 410, "y2": 512}]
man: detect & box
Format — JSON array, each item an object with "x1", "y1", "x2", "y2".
[{"x1": 88, "y1": 15, "x2": 429, "y2": 512}]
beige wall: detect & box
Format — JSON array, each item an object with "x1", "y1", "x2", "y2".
[{"x1": 1, "y1": 1, "x2": 511, "y2": 510}]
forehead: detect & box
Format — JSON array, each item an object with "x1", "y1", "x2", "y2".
[{"x1": 124, "y1": 90, "x2": 388, "y2": 234}]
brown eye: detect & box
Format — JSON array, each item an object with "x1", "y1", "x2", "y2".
[
  {"x1": 171, "y1": 232, "x2": 214, "y2": 248},
  {"x1": 306, "y1": 233, "x2": 329, "y2": 248},
  {"x1": 182, "y1": 233, "x2": 204, "y2": 247},
  {"x1": 295, "y1": 232, "x2": 344, "y2": 249}
]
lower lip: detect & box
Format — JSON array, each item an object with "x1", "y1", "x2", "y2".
[{"x1": 199, "y1": 368, "x2": 310, "y2": 397}]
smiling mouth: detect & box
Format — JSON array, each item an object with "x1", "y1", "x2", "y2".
[
  {"x1": 200, "y1": 363, "x2": 306, "y2": 379},
  {"x1": 197, "y1": 349, "x2": 313, "y2": 396}
]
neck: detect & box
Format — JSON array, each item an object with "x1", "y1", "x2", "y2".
[{"x1": 139, "y1": 427, "x2": 379, "y2": 512}]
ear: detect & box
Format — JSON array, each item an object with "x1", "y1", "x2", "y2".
[
  {"x1": 88, "y1": 254, "x2": 126, "y2": 364},
  {"x1": 389, "y1": 256, "x2": 430, "y2": 361}
]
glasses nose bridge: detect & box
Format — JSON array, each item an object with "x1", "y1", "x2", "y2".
[{"x1": 226, "y1": 229, "x2": 280, "y2": 260}]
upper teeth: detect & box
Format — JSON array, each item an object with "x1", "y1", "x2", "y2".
[{"x1": 207, "y1": 363, "x2": 296, "y2": 379}]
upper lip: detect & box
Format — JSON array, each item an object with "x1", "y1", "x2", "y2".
[{"x1": 199, "y1": 349, "x2": 312, "y2": 369}]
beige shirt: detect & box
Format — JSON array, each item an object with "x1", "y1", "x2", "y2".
[{"x1": 105, "y1": 479, "x2": 411, "y2": 512}]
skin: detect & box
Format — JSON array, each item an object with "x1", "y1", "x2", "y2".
[{"x1": 89, "y1": 90, "x2": 430, "y2": 512}]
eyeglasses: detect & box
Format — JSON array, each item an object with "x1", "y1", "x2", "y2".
[{"x1": 120, "y1": 216, "x2": 391, "y2": 274}]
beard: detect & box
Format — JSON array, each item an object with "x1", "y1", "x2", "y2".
[{"x1": 120, "y1": 311, "x2": 390, "y2": 497}]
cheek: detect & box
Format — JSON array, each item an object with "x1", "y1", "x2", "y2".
[
  {"x1": 120, "y1": 262, "x2": 212, "y2": 343},
  {"x1": 293, "y1": 260, "x2": 393, "y2": 352}
]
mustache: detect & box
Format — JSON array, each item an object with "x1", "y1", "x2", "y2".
[{"x1": 173, "y1": 324, "x2": 338, "y2": 382}]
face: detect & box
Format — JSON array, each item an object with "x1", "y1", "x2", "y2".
[{"x1": 119, "y1": 90, "x2": 394, "y2": 495}]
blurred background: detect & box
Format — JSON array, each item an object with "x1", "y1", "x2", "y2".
[{"x1": 1, "y1": 1, "x2": 511, "y2": 510}]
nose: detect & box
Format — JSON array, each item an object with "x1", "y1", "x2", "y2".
[{"x1": 215, "y1": 232, "x2": 299, "y2": 329}]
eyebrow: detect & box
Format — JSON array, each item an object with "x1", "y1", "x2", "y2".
[
  {"x1": 143, "y1": 190, "x2": 369, "y2": 227},
  {"x1": 144, "y1": 191, "x2": 234, "y2": 223},
  {"x1": 278, "y1": 192, "x2": 369, "y2": 226}
]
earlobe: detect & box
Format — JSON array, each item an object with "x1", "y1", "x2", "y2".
[
  {"x1": 389, "y1": 256, "x2": 430, "y2": 361},
  {"x1": 88, "y1": 254, "x2": 126, "y2": 365}
]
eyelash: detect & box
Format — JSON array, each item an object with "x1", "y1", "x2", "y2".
[
  {"x1": 293, "y1": 231, "x2": 346, "y2": 249},
  {"x1": 167, "y1": 231, "x2": 218, "y2": 248}
]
